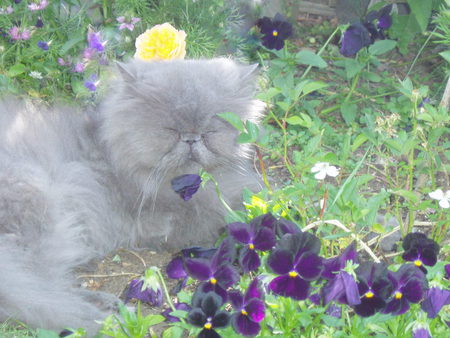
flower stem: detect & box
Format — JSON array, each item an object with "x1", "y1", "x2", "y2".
[{"x1": 155, "y1": 269, "x2": 185, "y2": 324}]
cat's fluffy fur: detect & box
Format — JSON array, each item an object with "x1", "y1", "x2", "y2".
[{"x1": 0, "y1": 58, "x2": 263, "y2": 333}]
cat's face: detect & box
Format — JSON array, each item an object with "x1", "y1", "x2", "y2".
[{"x1": 100, "y1": 58, "x2": 263, "y2": 189}]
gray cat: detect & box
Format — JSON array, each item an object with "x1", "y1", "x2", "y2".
[{"x1": 0, "y1": 58, "x2": 263, "y2": 333}]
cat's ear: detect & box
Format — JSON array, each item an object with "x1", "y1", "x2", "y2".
[{"x1": 115, "y1": 61, "x2": 137, "y2": 82}]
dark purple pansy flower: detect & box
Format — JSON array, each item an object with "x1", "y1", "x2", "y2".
[
  {"x1": 171, "y1": 174, "x2": 202, "y2": 201},
  {"x1": 229, "y1": 278, "x2": 265, "y2": 336},
  {"x1": 402, "y1": 233, "x2": 440, "y2": 272},
  {"x1": 84, "y1": 74, "x2": 98, "y2": 92},
  {"x1": 228, "y1": 218, "x2": 275, "y2": 272},
  {"x1": 421, "y1": 287, "x2": 450, "y2": 318},
  {"x1": 14, "y1": 0, "x2": 22, "y2": 4},
  {"x1": 185, "y1": 238, "x2": 238, "y2": 302},
  {"x1": 162, "y1": 302, "x2": 191, "y2": 323},
  {"x1": 382, "y1": 264, "x2": 427, "y2": 316},
  {"x1": 125, "y1": 278, "x2": 163, "y2": 306},
  {"x1": 412, "y1": 326, "x2": 431, "y2": 338},
  {"x1": 59, "y1": 329, "x2": 74, "y2": 337},
  {"x1": 37, "y1": 40, "x2": 48, "y2": 51},
  {"x1": 340, "y1": 22, "x2": 372, "y2": 57},
  {"x1": 275, "y1": 218, "x2": 301, "y2": 237},
  {"x1": 87, "y1": 30, "x2": 105, "y2": 52},
  {"x1": 36, "y1": 17, "x2": 43, "y2": 28},
  {"x1": 187, "y1": 291, "x2": 230, "y2": 338},
  {"x1": 321, "y1": 242, "x2": 360, "y2": 306},
  {"x1": 256, "y1": 13, "x2": 293, "y2": 50},
  {"x1": 352, "y1": 262, "x2": 393, "y2": 317},
  {"x1": 267, "y1": 232, "x2": 323, "y2": 300},
  {"x1": 445, "y1": 264, "x2": 450, "y2": 279}
]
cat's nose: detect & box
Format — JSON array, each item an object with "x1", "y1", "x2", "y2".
[{"x1": 181, "y1": 133, "x2": 201, "y2": 145}]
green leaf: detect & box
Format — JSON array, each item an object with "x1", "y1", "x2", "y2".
[
  {"x1": 344, "y1": 59, "x2": 364, "y2": 79},
  {"x1": 217, "y1": 112, "x2": 244, "y2": 132},
  {"x1": 368, "y1": 40, "x2": 397, "y2": 56},
  {"x1": 352, "y1": 133, "x2": 368, "y2": 152},
  {"x1": 60, "y1": 34, "x2": 85, "y2": 55},
  {"x1": 302, "y1": 81, "x2": 329, "y2": 96},
  {"x1": 340, "y1": 102, "x2": 357, "y2": 125},
  {"x1": 392, "y1": 189, "x2": 419, "y2": 204},
  {"x1": 285, "y1": 114, "x2": 312, "y2": 128},
  {"x1": 163, "y1": 326, "x2": 185, "y2": 338},
  {"x1": 7, "y1": 63, "x2": 27, "y2": 77},
  {"x1": 256, "y1": 87, "x2": 281, "y2": 101},
  {"x1": 295, "y1": 50, "x2": 327, "y2": 68},
  {"x1": 237, "y1": 132, "x2": 253, "y2": 143},
  {"x1": 245, "y1": 120, "x2": 259, "y2": 140},
  {"x1": 143, "y1": 314, "x2": 165, "y2": 326},
  {"x1": 407, "y1": 0, "x2": 432, "y2": 32},
  {"x1": 37, "y1": 329, "x2": 60, "y2": 338},
  {"x1": 439, "y1": 50, "x2": 450, "y2": 64}
]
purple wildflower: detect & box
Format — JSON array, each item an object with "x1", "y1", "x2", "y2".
[
  {"x1": 229, "y1": 278, "x2": 265, "y2": 336},
  {"x1": 171, "y1": 174, "x2": 202, "y2": 201},
  {"x1": 267, "y1": 232, "x2": 324, "y2": 300},
  {"x1": 412, "y1": 326, "x2": 432, "y2": 338},
  {"x1": 36, "y1": 17, "x2": 43, "y2": 28},
  {"x1": 402, "y1": 233, "x2": 440, "y2": 273},
  {"x1": 28, "y1": 0, "x2": 49, "y2": 11},
  {"x1": 382, "y1": 264, "x2": 427, "y2": 315},
  {"x1": 187, "y1": 291, "x2": 230, "y2": 337},
  {"x1": 228, "y1": 217, "x2": 276, "y2": 272},
  {"x1": 37, "y1": 41, "x2": 48, "y2": 51},
  {"x1": 73, "y1": 63, "x2": 85, "y2": 73},
  {"x1": 84, "y1": 75, "x2": 98, "y2": 92},
  {"x1": 184, "y1": 238, "x2": 238, "y2": 302},
  {"x1": 83, "y1": 47, "x2": 96, "y2": 60},
  {"x1": 256, "y1": 13, "x2": 293, "y2": 50},
  {"x1": 117, "y1": 16, "x2": 141, "y2": 31},
  {"x1": 0, "y1": 5, "x2": 13, "y2": 14},
  {"x1": 87, "y1": 30, "x2": 105, "y2": 52},
  {"x1": 421, "y1": 287, "x2": 450, "y2": 318},
  {"x1": 125, "y1": 268, "x2": 163, "y2": 307},
  {"x1": 352, "y1": 262, "x2": 393, "y2": 317},
  {"x1": 445, "y1": 264, "x2": 450, "y2": 279},
  {"x1": 9, "y1": 26, "x2": 31, "y2": 41}
]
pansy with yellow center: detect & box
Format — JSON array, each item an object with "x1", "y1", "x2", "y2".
[
  {"x1": 255, "y1": 13, "x2": 293, "y2": 50},
  {"x1": 401, "y1": 233, "x2": 440, "y2": 273},
  {"x1": 134, "y1": 22, "x2": 186, "y2": 61}
]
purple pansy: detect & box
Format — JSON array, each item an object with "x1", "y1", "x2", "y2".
[
  {"x1": 36, "y1": 17, "x2": 43, "y2": 28},
  {"x1": 228, "y1": 217, "x2": 276, "y2": 272},
  {"x1": 382, "y1": 264, "x2": 427, "y2": 316},
  {"x1": 171, "y1": 174, "x2": 202, "y2": 201},
  {"x1": 125, "y1": 278, "x2": 163, "y2": 307},
  {"x1": 445, "y1": 264, "x2": 450, "y2": 279},
  {"x1": 87, "y1": 30, "x2": 105, "y2": 53},
  {"x1": 267, "y1": 232, "x2": 324, "y2": 300},
  {"x1": 340, "y1": 5, "x2": 393, "y2": 57},
  {"x1": 229, "y1": 278, "x2": 265, "y2": 336},
  {"x1": 187, "y1": 291, "x2": 230, "y2": 338},
  {"x1": 256, "y1": 13, "x2": 293, "y2": 50},
  {"x1": 37, "y1": 41, "x2": 48, "y2": 51},
  {"x1": 162, "y1": 301, "x2": 191, "y2": 323},
  {"x1": 401, "y1": 233, "x2": 440, "y2": 273},
  {"x1": 321, "y1": 242, "x2": 360, "y2": 306},
  {"x1": 421, "y1": 287, "x2": 450, "y2": 318},
  {"x1": 352, "y1": 262, "x2": 393, "y2": 317},
  {"x1": 275, "y1": 218, "x2": 301, "y2": 237},
  {"x1": 84, "y1": 75, "x2": 98, "y2": 92},
  {"x1": 412, "y1": 326, "x2": 432, "y2": 338},
  {"x1": 117, "y1": 16, "x2": 141, "y2": 31},
  {"x1": 184, "y1": 238, "x2": 238, "y2": 302},
  {"x1": 73, "y1": 63, "x2": 85, "y2": 73}
]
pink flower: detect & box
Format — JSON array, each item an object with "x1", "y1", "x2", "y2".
[
  {"x1": 73, "y1": 63, "x2": 85, "y2": 73},
  {"x1": 117, "y1": 16, "x2": 141, "y2": 31},
  {"x1": 9, "y1": 26, "x2": 31, "y2": 40},
  {"x1": 28, "y1": 0, "x2": 49, "y2": 11}
]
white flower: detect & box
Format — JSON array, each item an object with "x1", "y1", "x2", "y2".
[
  {"x1": 311, "y1": 162, "x2": 340, "y2": 180},
  {"x1": 428, "y1": 188, "x2": 450, "y2": 209},
  {"x1": 29, "y1": 71, "x2": 43, "y2": 79}
]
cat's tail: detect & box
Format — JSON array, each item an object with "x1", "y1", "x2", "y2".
[{"x1": 0, "y1": 237, "x2": 115, "y2": 334}]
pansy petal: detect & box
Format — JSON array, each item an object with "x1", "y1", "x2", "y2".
[
  {"x1": 245, "y1": 298, "x2": 265, "y2": 323},
  {"x1": 228, "y1": 290, "x2": 244, "y2": 310},
  {"x1": 421, "y1": 287, "x2": 450, "y2": 318},
  {"x1": 383, "y1": 297, "x2": 410, "y2": 316},
  {"x1": 182, "y1": 246, "x2": 217, "y2": 259},
  {"x1": 353, "y1": 296, "x2": 385, "y2": 317},
  {"x1": 198, "y1": 329, "x2": 221, "y2": 338},
  {"x1": 244, "y1": 277, "x2": 264, "y2": 302},
  {"x1": 267, "y1": 249, "x2": 293, "y2": 275},
  {"x1": 421, "y1": 247, "x2": 438, "y2": 266},
  {"x1": 171, "y1": 174, "x2": 202, "y2": 201},
  {"x1": 340, "y1": 22, "x2": 371, "y2": 57},
  {"x1": 232, "y1": 313, "x2": 261, "y2": 336},
  {"x1": 166, "y1": 257, "x2": 187, "y2": 279},
  {"x1": 269, "y1": 275, "x2": 309, "y2": 300},
  {"x1": 212, "y1": 310, "x2": 230, "y2": 328},
  {"x1": 239, "y1": 247, "x2": 261, "y2": 273},
  {"x1": 198, "y1": 282, "x2": 228, "y2": 304},
  {"x1": 342, "y1": 271, "x2": 361, "y2": 306},
  {"x1": 296, "y1": 252, "x2": 323, "y2": 281},
  {"x1": 276, "y1": 219, "x2": 301, "y2": 236},
  {"x1": 211, "y1": 237, "x2": 235, "y2": 270},
  {"x1": 228, "y1": 222, "x2": 251, "y2": 244},
  {"x1": 253, "y1": 227, "x2": 276, "y2": 251},
  {"x1": 187, "y1": 308, "x2": 207, "y2": 327},
  {"x1": 201, "y1": 292, "x2": 223, "y2": 317},
  {"x1": 214, "y1": 264, "x2": 239, "y2": 288},
  {"x1": 185, "y1": 258, "x2": 211, "y2": 281},
  {"x1": 403, "y1": 279, "x2": 426, "y2": 303}
]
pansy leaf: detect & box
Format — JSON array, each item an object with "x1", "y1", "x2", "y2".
[
  {"x1": 368, "y1": 39, "x2": 397, "y2": 55},
  {"x1": 295, "y1": 51, "x2": 327, "y2": 69}
]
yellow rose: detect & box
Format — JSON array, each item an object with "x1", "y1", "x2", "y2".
[{"x1": 134, "y1": 23, "x2": 186, "y2": 61}]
